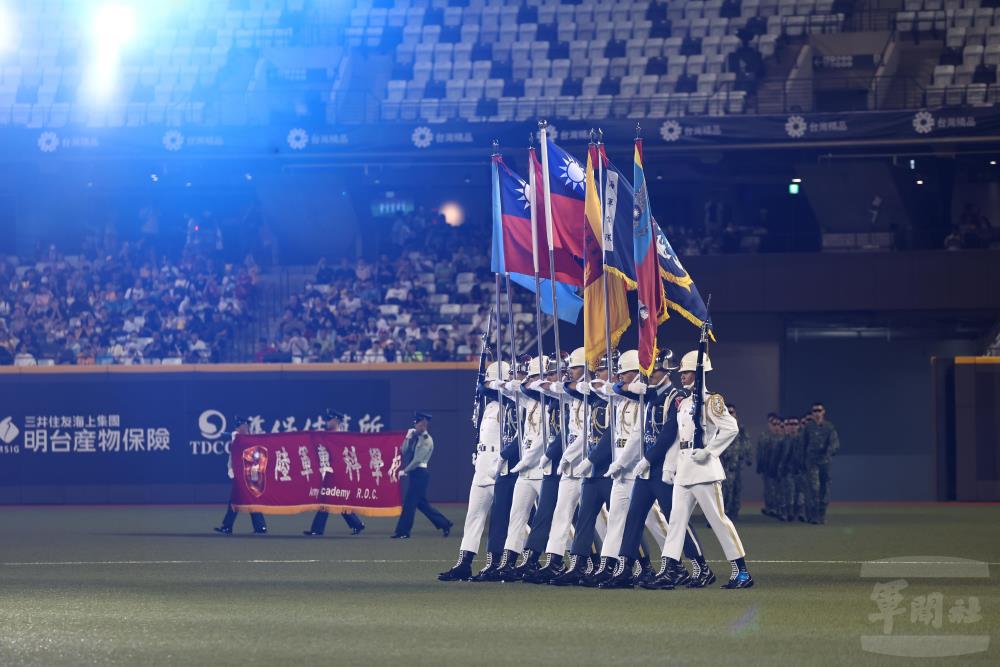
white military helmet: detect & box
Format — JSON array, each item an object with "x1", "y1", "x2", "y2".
[
  {"x1": 617, "y1": 349, "x2": 641, "y2": 375},
  {"x1": 678, "y1": 350, "x2": 712, "y2": 373},
  {"x1": 526, "y1": 355, "x2": 549, "y2": 377},
  {"x1": 568, "y1": 347, "x2": 586, "y2": 369},
  {"x1": 485, "y1": 360, "x2": 511, "y2": 381}
]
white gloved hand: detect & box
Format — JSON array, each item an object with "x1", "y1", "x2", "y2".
[
  {"x1": 559, "y1": 458, "x2": 573, "y2": 476},
  {"x1": 633, "y1": 458, "x2": 651, "y2": 478},
  {"x1": 627, "y1": 380, "x2": 648, "y2": 395},
  {"x1": 691, "y1": 448, "x2": 711, "y2": 463},
  {"x1": 577, "y1": 381, "x2": 591, "y2": 395},
  {"x1": 509, "y1": 460, "x2": 526, "y2": 474},
  {"x1": 604, "y1": 463, "x2": 622, "y2": 479},
  {"x1": 539, "y1": 455, "x2": 550, "y2": 470},
  {"x1": 491, "y1": 458, "x2": 505, "y2": 479},
  {"x1": 574, "y1": 459, "x2": 593, "y2": 477},
  {"x1": 529, "y1": 380, "x2": 544, "y2": 391},
  {"x1": 227, "y1": 468, "x2": 235, "y2": 480},
  {"x1": 504, "y1": 380, "x2": 519, "y2": 392},
  {"x1": 487, "y1": 380, "x2": 504, "y2": 391},
  {"x1": 398, "y1": 469, "x2": 407, "y2": 477},
  {"x1": 663, "y1": 468, "x2": 676, "y2": 484}
]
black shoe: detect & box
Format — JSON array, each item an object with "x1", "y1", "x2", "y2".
[
  {"x1": 548, "y1": 555, "x2": 587, "y2": 587},
  {"x1": 632, "y1": 563, "x2": 657, "y2": 588},
  {"x1": 303, "y1": 530, "x2": 322, "y2": 536},
  {"x1": 722, "y1": 570, "x2": 755, "y2": 589},
  {"x1": 441, "y1": 523, "x2": 453, "y2": 537},
  {"x1": 469, "y1": 553, "x2": 503, "y2": 582},
  {"x1": 213, "y1": 526, "x2": 232, "y2": 535},
  {"x1": 640, "y1": 558, "x2": 686, "y2": 590},
  {"x1": 390, "y1": 533, "x2": 410, "y2": 539},
  {"x1": 438, "y1": 551, "x2": 476, "y2": 582},
  {"x1": 686, "y1": 562, "x2": 716, "y2": 588},
  {"x1": 352, "y1": 524, "x2": 365, "y2": 535},
  {"x1": 253, "y1": 527, "x2": 267, "y2": 535},
  {"x1": 580, "y1": 557, "x2": 616, "y2": 588},
  {"x1": 523, "y1": 556, "x2": 564, "y2": 584},
  {"x1": 598, "y1": 557, "x2": 636, "y2": 589},
  {"x1": 492, "y1": 550, "x2": 521, "y2": 582}
]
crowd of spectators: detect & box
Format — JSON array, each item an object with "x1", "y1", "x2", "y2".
[
  {"x1": 944, "y1": 203, "x2": 998, "y2": 250},
  {"x1": 256, "y1": 209, "x2": 503, "y2": 364},
  {"x1": 0, "y1": 237, "x2": 259, "y2": 366}
]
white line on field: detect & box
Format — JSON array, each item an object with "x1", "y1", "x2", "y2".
[{"x1": 0, "y1": 559, "x2": 997, "y2": 567}]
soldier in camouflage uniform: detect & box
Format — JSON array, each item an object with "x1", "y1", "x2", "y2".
[
  {"x1": 803, "y1": 403, "x2": 840, "y2": 524},
  {"x1": 720, "y1": 403, "x2": 751, "y2": 520},
  {"x1": 783, "y1": 417, "x2": 807, "y2": 522},
  {"x1": 756, "y1": 413, "x2": 780, "y2": 518}
]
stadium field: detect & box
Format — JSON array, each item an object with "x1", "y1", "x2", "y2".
[{"x1": 0, "y1": 503, "x2": 997, "y2": 666}]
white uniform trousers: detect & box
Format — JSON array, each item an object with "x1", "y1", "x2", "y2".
[
  {"x1": 545, "y1": 475, "x2": 609, "y2": 556},
  {"x1": 600, "y1": 478, "x2": 670, "y2": 558},
  {"x1": 503, "y1": 476, "x2": 542, "y2": 553},
  {"x1": 663, "y1": 480, "x2": 746, "y2": 562},
  {"x1": 459, "y1": 480, "x2": 495, "y2": 554}
]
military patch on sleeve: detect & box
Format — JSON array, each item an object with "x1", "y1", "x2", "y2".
[{"x1": 709, "y1": 394, "x2": 726, "y2": 418}]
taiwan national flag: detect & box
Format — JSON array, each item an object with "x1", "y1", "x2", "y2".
[
  {"x1": 632, "y1": 139, "x2": 668, "y2": 376},
  {"x1": 491, "y1": 154, "x2": 583, "y2": 324},
  {"x1": 533, "y1": 138, "x2": 588, "y2": 266}
]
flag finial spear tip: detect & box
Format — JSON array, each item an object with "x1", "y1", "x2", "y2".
[
  {"x1": 538, "y1": 119, "x2": 548, "y2": 130},
  {"x1": 589, "y1": 128, "x2": 596, "y2": 144},
  {"x1": 635, "y1": 123, "x2": 642, "y2": 140},
  {"x1": 597, "y1": 128, "x2": 604, "y2": 143},
  {"x1": 491, "y1": 139, "x2": 500, "y2": 155}
]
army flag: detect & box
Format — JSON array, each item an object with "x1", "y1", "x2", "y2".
[
  {"x1": 491, "y1": 154, "x2": 583, "y2": 323},
  {"x1": 632, "y1": 139, "x2": 668, "y2": 376},
  {"x1": 583, "y1": 144, "x2": 630, "y2": 368},
  {"x1": 651, "y1": 219, "x2": 714, "y2": 336},
  {"x1": 599, "y1": 145, "x2": 638, "y2": 289}
]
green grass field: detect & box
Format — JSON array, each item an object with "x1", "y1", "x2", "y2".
[{"x1": 0, "y1": 503, "x2": 997, "y2": 666}]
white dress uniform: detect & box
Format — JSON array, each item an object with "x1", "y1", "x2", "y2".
[
  {"x1": 502, "y1": 383, "x2": 546, "y2": 554},
  {"x1": 662, "y1": 388, "x2": 746, "y2": 561},
  {"x1": 600, "y1": 386, "x2": 669, "y2": 559},
  {"x1": 459, "y1": 396, "x2": 501, "y2": 554}
]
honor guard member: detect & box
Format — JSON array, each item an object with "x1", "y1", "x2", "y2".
[
  {"x1": 586, "y1": 350, "x2": 668, "y2": 588},
  {"x1": 803, "y1": 403, "x2": 839, "y2": 524},
  {"x1": 214, "y1": 415, "x2": 267, "y2": 535},
  {"x1": 470, "y1": 358, "x2": 526, "y2": 582},
  {"x1": 492, "y1": 356, "x2": 549, "y2": 580},
  {"x1": 391, "y1": 413, "x2": 453, "y2": 539},
  {"x1": 505, "y1": 358, "x2": 566, "y2": 581},
  {"x1": 303, "y1": 409, "x2": 366, "y2": 537},
  {"x1": 549, "y1": 353, "x2": 617, "y2": 587},
  {"x1": 720, "y1": 403, "x2": 752, "y2": 521},
  {"x1": 602, "y1": 350, "x2": 710, "y2": 590},
  {"x1": 756, "y1": 414, "x2": 780, "y2": 518},
  {"x1": 439, "y1": 360, "x2": 509, "y2": 581},
  {"x1": 524, "y1": 348, "x2": 584, "y2": 583},
  {"x1": 659, "y1": 351, "x2": 754, "y2": 589}
]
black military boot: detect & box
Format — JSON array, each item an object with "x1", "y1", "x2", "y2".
[
  {"x1": 506, "y1": 549, "x2": 541, "y2": 582},
  {"x1": 686, "y1": 559, "x2": 716, "y2": 588},
  {"x1": 469, "y1": 552, "x2": 503, "y2": 582},
  {"x1": 548, "y1": 554, "x2": 587, "y2": 586},
  {"x1": 632, "y1": 556, "x2": 656, "y2": 587},
  {"x1": 524, "y1": 553, "x2": 564, "y2": 584},
  {"x1": 438, "y1": 550, "x2": 476, "y2": 582},
  {"x1": 580, "y1": 556, "x2": 617, "y2": 587},
  {"x1": 640, "y1": 557, "x2": 687, "y2": 590},
  {"x1": 598, "y1": 557, "x2": 635, "y2": 589},
  {"x1": 721, "y1": 559, "x2": 755, "y2": 589},
  {"x1": 493, "y1": 549, "x2": 521, "y2": 582}
]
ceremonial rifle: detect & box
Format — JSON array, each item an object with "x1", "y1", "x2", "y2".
[{"x1": 692, "y1": 295, "x2": 712, "y2": 450}]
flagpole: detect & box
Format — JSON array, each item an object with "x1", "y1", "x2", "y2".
[
  {"x1": 633, "y1": 124, "x2": 644, "y2": 436},
  {"x1": 527, "y1": 138, "x2": 549, "y2": 450},
  {"x1": 491, "y1": 140, "x2": 506, "y2": 447},
  {"x1": 583, "y1": 131, "x2": 595, "y2": 459},
  {"x1": 538, "y1": 120, "x2": 567, "y2": 460},
  {"x1": 504, "y1": 272, "x2": 522, "y2": 441},
  {"x1": 597, "y1": 128, "x2": 615, "y2": 440}
]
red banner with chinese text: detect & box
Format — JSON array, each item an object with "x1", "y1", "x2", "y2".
[{"x1": 229, "y1": 431, "x2": 404, "y2": 516}]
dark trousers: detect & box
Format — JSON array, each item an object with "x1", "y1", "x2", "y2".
[
  {"x1": 486, "y1": 472, "x2": 518, "y2": 553},
  {"x1": 309, "y1": 510, "x2": 365, "y2": 534},
  {"x1": 620, "y1": 476, "x2": 704, "y2": 561},
  {"x1": 525, "y1": 473, "x2": 561, "y2": 554},
  {"x1": 221, "y1": 503, "x2": 266, "y2": 532},
  {"x1": 394, "y1": 468, "x2": 450, "y2": 536},
  {"x1": 570, "y1": 476, "x2": 613, "y2": 556}
]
